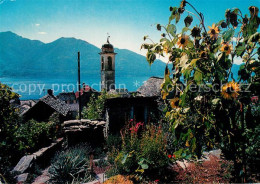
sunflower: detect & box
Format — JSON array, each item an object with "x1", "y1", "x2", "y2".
[
  {"x1": 161, "y1": 90, "x2": 169, "y2": 100},
  {"x1": 208, "y1": 24, "x2": 219, "y2": 39},
  {"x1": 220, "y1": 42, "x2": 233, "y2": 55},
  {"x1": 177, "y1": 35, "x2": 189, "y2": 49},
  {"x1": 221, "y1": 81, "x2": 240, "y2": 100},
  {"x1": 200, "y1": 51, "x2": 208, "y2": 59},
  {"x1": 170, "y1": 97, "x2": 180, "y2": 108}
]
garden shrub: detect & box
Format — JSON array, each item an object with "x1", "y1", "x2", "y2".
[
  {"x1": 81, "y1": 90, "x2": 120, "y2": 120},
  {"x1": 0, "y1": 83, "x2": 21, "y2": 178},
  {"x1": 107, "y1": 120, "x2": 174, "y2": 182},
  {"x1": 14, "y1": 119, "x2": 55, "y2": 153},
  {"x1": 49, "y1": 144, "x2": 95, "y2": 183},
  {"x1": 106, "y1": 134, "x2": 122, "y2": 152},
  {"x1": 81, "y1": 91, "x2": 108, "y2": 120}
]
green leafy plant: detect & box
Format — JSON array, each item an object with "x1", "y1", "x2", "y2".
[
  {"x1": 107, "y1": 121, "x2": 173, "y2": 182},
  {"x1": 81, "y1": 91, "x2": 106, "y2": 120},
  {"x1": 14, "y1": 119, "x2": 55, "y2": 153},
  {"x1": 81, "y1": 90, "x2": 121, "y2": 120},
  {"x1": 106, "y1": 134, "x2": 122, "y2": 152},
  {"x1": 49, "y1": 144, "x2": 95, "y2": 183},
  {"x1": 0, "y1": 83, "x2": 21, "y2": 178}
]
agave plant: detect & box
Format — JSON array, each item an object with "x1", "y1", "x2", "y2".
[{"x1": 49, "y1": 144, "x2": 94, "y2": 183}]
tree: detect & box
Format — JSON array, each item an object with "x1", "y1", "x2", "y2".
[{"x1": 0, "y1": 83, "x2": 20, "y2": 176}]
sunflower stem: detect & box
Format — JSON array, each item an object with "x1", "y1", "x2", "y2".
[{"x1": 185, "y1": 1, "x2": 207, "y2": 33}]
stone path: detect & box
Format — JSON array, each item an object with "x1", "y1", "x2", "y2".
[{"x1": 32, "y1": 167, "x2": 50, "y2": 184}]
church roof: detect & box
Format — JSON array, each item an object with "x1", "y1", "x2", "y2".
[
  {"x1": 100, "y1": 37, "x2": 116, "y2": 54},
  {"x1": 102, "y1": 43, "x2": 113, "y2": 49}
]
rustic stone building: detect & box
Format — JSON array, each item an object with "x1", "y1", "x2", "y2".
[
  {"x1": 22, "y1": 90, "x2": 71, "y2": 122},
  {"x1": 56, "y1": 92, "x2": 76, "y2": 104},
  {"x1": 104, "y1": 96, "x2": 160, "y2": 134}
]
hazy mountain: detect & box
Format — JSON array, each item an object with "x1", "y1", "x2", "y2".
[
  {"x1": 0, "y1": 31, "x2": 166, "y2": 79},
  {"x1": 0, "y1": 31, "x2": 240, "y2": 81}
]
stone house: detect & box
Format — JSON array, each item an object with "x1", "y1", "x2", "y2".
[
  {"x1": 56, "y1": 92, "x2": 76, "y2": 104},
  {"x1": 104, "y1": 96, "x2": 160, "y2": 134},
  {"x1": 22, "y1": 90, "x2": 72, "y2": 122}
]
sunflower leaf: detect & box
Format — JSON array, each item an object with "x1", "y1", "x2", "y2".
[
  {"x1": 182, "y1": 27, "x2": 190, "y2": 34},
  {"x1": 212, "y1": 98, "x2": 221, "y2": 105},
  {"x1": 223, "y1": 28, "x2": 235, "y2": 42},
  {"x1": 166, "y1": 24, "x2": 177, "y2": 37},
  {"x1": 146, "y1": 51, "x2": 156, "y2": 66},
  {"x1": 194, "y1": 70, "x2": 203, "y2": 84},
  {"x1": 169, "y1": 7, "x2": 178, "y2": 23},
  {"x1": 248, "y1": 32, "x2": 260, "y2": 43},
  {"x1": 217, "y1": 52, "x2": 226, "y2": 63},
  {"x1": 235, "y1": 42, "x2": 246, "y2": 57},
  {"x1": 175, "y1": 13, "x2": 181, "y2": 24}
]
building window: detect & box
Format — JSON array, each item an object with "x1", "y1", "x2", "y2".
[
  {"x1": 108, "y1": 56, "x2": 112, "y2": 70},
  {"x1": 101, "y1": 57, "x2": 104, "y2": 70}
]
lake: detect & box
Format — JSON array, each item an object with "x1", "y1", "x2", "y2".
[{"x1": 0, "y1": 75, "x2": 157, "y2": 100}]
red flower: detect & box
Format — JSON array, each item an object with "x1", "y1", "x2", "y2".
[
  {"x1": 172, "y1": 154, "x2": 176, "y2": 158},
  {"x1": 251, "y1": 96, "x2": 258, "y2": 103},
  {"x1": 155, "y1": 179, "x2": 159, "y2": 182},
  {"x1": 130, "y1": 122, "x2": 144, "y2": 133},
  {"x1": 168, "y1": 154, "x2": 172, "y2": 158}
]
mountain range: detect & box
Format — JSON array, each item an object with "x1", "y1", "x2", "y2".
[
  {"x1": 0, "y1": 31, "x2": 240, "y2": 82},
  {"x1": 0, "y1": 31, "x2": 166, "y2": 80}
]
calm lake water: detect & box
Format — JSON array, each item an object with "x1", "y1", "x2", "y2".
[{"x1": 0, "y1": 75, "x2": 156, "y2": 100}]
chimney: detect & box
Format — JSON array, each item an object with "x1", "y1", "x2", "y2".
[
  {"x1": 47, "y1": 89, "x2": 53, "y2": 96},
  {"x1": 82, "y1": 83, "x2": 86, "y2": 92}
]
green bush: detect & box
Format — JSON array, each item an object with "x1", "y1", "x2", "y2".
[
  {"x1": 107, "y1": 121, "x2": 172, "y2": 182},
  {"x1": 14, "y1": 119, "x2": 55, "y2": 153},
  {"x1": 81, "y1": 91, "x2": 106, "y2": 120},
  {"x1": 49, "y1": 144, "x2": 95, "y2": 183},
  {"x1": 0, "y1": 83, "x2": 21, "y2": 177},
  {"x1": 81, "y1": 90, "x2": 120, "y2": 120},
  {"x1": 106, "y1": 134, "x2": 122, "y2": 152}
]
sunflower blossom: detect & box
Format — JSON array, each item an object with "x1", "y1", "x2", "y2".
[
  {"x1": 170, "y1": 97, "x2": 180, "y2": 108},
  {"x1": 221, "y1": 81, "x2": 240, "y2": 100},
  {"x1": 220, "y1": 42, "x2": 233, "y2": 55},
  {"x1": 208, "y1": 24, "x2": 219, "y2": 39},
  {"x1": 177, "y1": 35, "x2": 189, "y2": 49}
]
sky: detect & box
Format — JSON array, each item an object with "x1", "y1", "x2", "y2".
[{"x1": 0, "y1": 0, "x2": 259, "y2": 64}]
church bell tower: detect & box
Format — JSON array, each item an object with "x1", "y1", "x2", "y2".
[{"x1": 100, "y1": 36, "x2": 116, "y2": 91}]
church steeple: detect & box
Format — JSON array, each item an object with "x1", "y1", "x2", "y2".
[{"x1": 99, "y1": 36, "x2": 116, "y2": 91}]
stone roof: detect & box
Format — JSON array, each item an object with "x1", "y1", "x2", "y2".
[
  {"x1": 68, "y1": 103, "x2": 79, "y2": 112},
  {"x1": 40, "y1": 95, "x2": 70, "y2": 116},
  {"x1": 137, "y1": 77, "x2": 164, "y2": 97},
  {"x1": 56, "y1": 92, "x2": 76, "y2": 101},
  {"x1": 19, "y1": 100, "x2": 37, "y2": 115}
]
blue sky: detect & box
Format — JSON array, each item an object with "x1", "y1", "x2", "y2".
[{"x1": 0, "y1": 0, "x2": 259, "y2": 63}]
